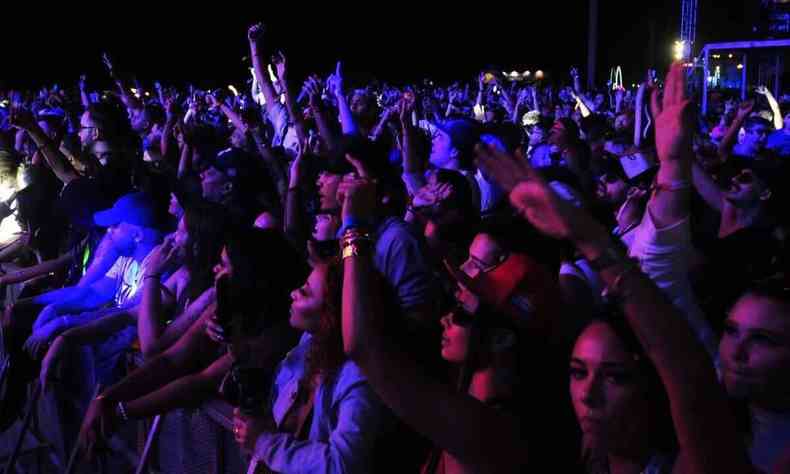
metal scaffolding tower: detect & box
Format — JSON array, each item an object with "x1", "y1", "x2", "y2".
[{"x1": 680, "y1": 0, "x2": 698, "y2": 58}]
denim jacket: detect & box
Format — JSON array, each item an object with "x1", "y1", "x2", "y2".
[{"x1": 253, "y1": 333, "x2": 383, "y2": 474}]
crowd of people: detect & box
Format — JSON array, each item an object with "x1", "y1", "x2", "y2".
[{"x1": 0, "y1": 21, "x2": 789, "y2": 473}]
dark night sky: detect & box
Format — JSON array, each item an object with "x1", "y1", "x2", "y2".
[{"x1": 0, "y1": 2, "x2": 765, "y2": 90}]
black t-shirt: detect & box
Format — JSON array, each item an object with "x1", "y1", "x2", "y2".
[{"x1": 697, "y1": 224, "x2": 780, "y2": 327}]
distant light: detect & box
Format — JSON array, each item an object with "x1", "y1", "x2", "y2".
[
  {"x1": 509, "y1": 70, "x2": 519, "y2": 78},
  {"x1": 228, "y1": 85, "x2": 239, "y2": 96},
  {"x1": 728, "y1": 54, "x2": 733, "y2": 59},
  {"x1": 632, "y1": 83, "x2": 636, "y2": 88},
  {"x1": 736, "y1": 64, "x2": 744, "y2": 70},
  {"x1": 673, "y1": 40, "x2": 686, "y2": 61},
  {"x1": 144, "y1": 92, "x2": 150, "y2": 97},
  {"x1": 523, "y1": 70, "x2": 531, "y2": 76},
  {"x1": 535, "y1": 70, "x2": 544, "y2": 80}
]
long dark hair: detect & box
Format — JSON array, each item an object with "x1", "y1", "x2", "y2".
[
  {"x1": 576, "y1": 312, "x2": 677, "y2": 473},
  {"x1": 182, "y1": 202, "x2": 229, "y2": 302},
  {"x1": 225, "y1": 228, "x2": 309, "y2": 333}
]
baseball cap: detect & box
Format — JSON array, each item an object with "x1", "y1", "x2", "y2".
[
  {"x1": 445, "y1": 252, "x2": 560, "y2": 330},
  {"x1": 94, "y1": 192, "x2": 158, "y2": 228},
  {"x1": 436, "y1": 118, "x2": 481, "y2": 156}
]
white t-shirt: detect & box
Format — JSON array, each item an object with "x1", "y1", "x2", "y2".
[
  {"x1": 105, "y1": 250, "x2": 155, "y2": 307},
  {"x1": 626, "y1": 208, "x2": 718, "y2": 358}
]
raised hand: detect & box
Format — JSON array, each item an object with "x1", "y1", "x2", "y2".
[
  {"x1": 755, "y1": 85, "x2": 769, "y2": 96},
  {"x1": 649, "y1": 62, "x2": 694, "y2": 162},
  {"x1": 79, "y1": 74, "x2": 88, "y2": 92},
  {"x1": 273, "y1": 51, "x2": 287, "y2": 82},
  {"x1": 101, "y1": 52, "x2": 115, "y2": 77},
  {"x1": 475, "y1": 144, "x2": 532, "y2": 193},
  {"x1": 399, "y1": 92, "x2": 416, "y2": 126},
  {"x1": 337, "y1": 175, "x2": 377, "y2": 222},
  {"x1": 327, "y1": 61, "x2": 345, "y2": 99},
  {"x1": 247, "y1": 22, "x2": 265, "y2": 44}
]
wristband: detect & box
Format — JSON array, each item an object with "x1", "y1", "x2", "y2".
[{"x1": 116, "y1": 401, "x2": 129, "y2": 422}]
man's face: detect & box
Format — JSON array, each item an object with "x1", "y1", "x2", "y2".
[
  {"x1": 230, "y1": 128, "x2": 249, "y2": 150},
  {"x1": 614, "y1": 114, "x2": 632, "y2": 132},
  {"x1": 78, "y1": 112, "x2": 98, "y2": 148},
  {"x1": 200, "y1": 166, "x2": 230, "y2": 203},
  {"x1": 742, "y1": 123, "x2": 770, "y2": 153},
  {"x1": 350, "y1": 91, "x2": 372, "y2": 117},
  {"x1": 430, "y1": 129, "x2": 455, "y2": 168},
  {"x1": 723, "y1": 168, "x2": 768, "y2": 208},
  {"x1": 594, "y1": 94, "x2": 606, "y2": 109},
  {"x1": 596, "y1": 174, "x2": 629, "y2": 207},
  {"x1": 316, "y1": 171, "x2": 342, "y2": 211},
  {"x1": 529, "y1": 127, "x2": 546, "y2": 147},
  {"x1": 108, "y1": 222, "x2": 139, "y2": 256}
]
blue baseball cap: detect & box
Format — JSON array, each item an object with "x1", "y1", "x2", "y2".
[{"x1": 94, "y1": 192, "x2": 158, "y2": 228}]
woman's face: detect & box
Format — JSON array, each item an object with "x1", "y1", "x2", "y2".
[
  {"x1": 313, "y1": 213, "x2": 340, "y2": 241},
  {"x1": 569, "y1": 322, "x2": 649, "y2": 448},
  {"x1": 289, "y1": 266, "x2": 327, "y2": 333},
  {"x1": 720, "y1": 294, "x2": 790, "y2": 407},
  {"x1": 213, "y1": 246, "x2": 233, "y2": 282},
  {"x1": 440, "y1": 311, "x2": 472, "y2": 363}
]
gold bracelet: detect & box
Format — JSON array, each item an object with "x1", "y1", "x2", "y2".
[{"x1": 342, "y1": 241, "x2": 371, "y2": 260}]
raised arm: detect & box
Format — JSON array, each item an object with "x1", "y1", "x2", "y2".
[
  {"x1": 304, "y1": 76, "x2": 339, "y2": 153},
  {"x1": 691, "y1": 160, "x2": 723, "y2": 212},
  {"x1": 9, "y1": 109, "x2": 79, "y2": 184},
  {"x1": 479, "y1": 119, "x2": 754, "y2": 474},
  {"x1": 328, "y1": 62, "x2": 359, "y2": 135},
  {"x1": 273, "y1": 51, "x2": 308, "y2": 145},
  {"x1": 645, "y1": 63, "x2": 693, "y2": 229},
  {"x1": 338, "y1": 177, "x2": 525, "y2": 474},
  {"x1": 718, "y1": 100, "x2": 754, "y2": 161},
  {"x1": 79, "y1": 75, "x2": 91, "y2": 109},
  {"x1": 248, "y1": 23, "x2": 280, "y2": 120},
  {"x1": 756, "y1": 86, "x2": 784, "y2": 131}
]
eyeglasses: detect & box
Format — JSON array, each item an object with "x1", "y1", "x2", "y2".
[{"x1": 461, "y1": 253, "x2": 508, "y2": 275}]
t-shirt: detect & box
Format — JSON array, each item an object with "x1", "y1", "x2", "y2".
[
  {"x1": 626, "y1": 209, "x2": 718, "y2": 358},
  {"x1": 750, "y1": 407, "x2": 790, "y2": 474},
  {"x1": 105, "y1": 250, "x2": 156, "y2": 307},
  {"x1": 374, "y1": 217, "x2": 437, "y2": 312},
  {"x1": 767, "y1": 130, "x2": 790, "y2": 158}
]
